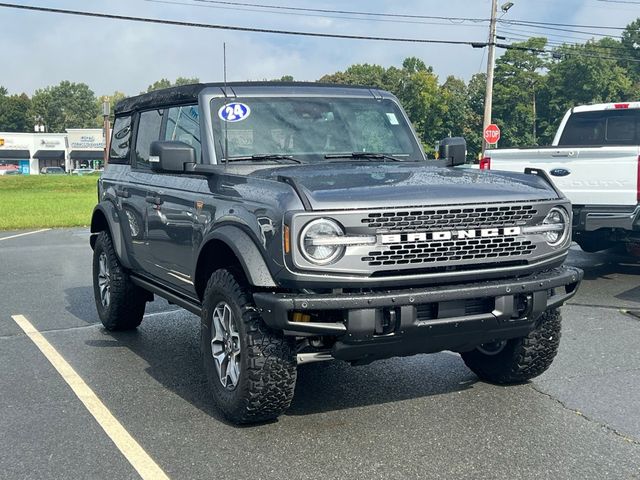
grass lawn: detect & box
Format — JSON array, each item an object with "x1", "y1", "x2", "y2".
[{"x1": 0, "y1": 175, "x2": 98, "y2": 230}]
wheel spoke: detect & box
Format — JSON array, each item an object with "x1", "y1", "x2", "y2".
[
  {"x1": 228, "y1": 357, "x2": 240, "y2": 386},
  {"x1": 210, "y1": 300, "x2": 241, "y2": 390},
  {"x1": 211, "y1": 308, "x2": 226, "y2": 343},
  {"x1": 223, "y1": 304, "x2": 232, "y2": 333},
  {"x1": 97, "y1": 252, "x2": 111, "y2": 308}
]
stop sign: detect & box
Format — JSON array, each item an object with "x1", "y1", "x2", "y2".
[{"x1": 484, "y1": 124, "x2": 501, "y2": 145}]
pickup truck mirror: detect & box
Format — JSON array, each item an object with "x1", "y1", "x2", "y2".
[
  {"x1": 149, "y1": 141, "x2": 196, "y2": 172},
  {"x1": 438, "y1": 137, "x2": 467, "y2": 167}
]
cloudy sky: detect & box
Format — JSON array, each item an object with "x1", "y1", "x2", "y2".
[{"x1": 1, "y1": 0, "x2": 638, "y2": 97}]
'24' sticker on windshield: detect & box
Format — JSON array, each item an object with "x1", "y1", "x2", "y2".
[{"x1": 218, "y1": 103, "x2": 251, "y2": 122}]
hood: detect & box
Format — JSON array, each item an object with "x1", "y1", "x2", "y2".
[{"x1": 251, "y1": 162, "x2": 559, "y2": 210}]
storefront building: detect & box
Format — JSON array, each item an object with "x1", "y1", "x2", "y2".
[
  {"x1": 66, "y1": 129, "x2": 105, "y2": 170},
  {"x1": 0, "y1": 129, "x2": 105, "y2": 174},
  {"x1": 33, "y1": 135, "x2": 67, "y2": 172},
  {"x1": 0, "y1": 133, "x2": 41, "y2": 174}
]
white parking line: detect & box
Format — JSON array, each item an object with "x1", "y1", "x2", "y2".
[
  {"x1": 0, "y1": 228, "x2": 51, "y2": 241},
  {"x1": 10, "y1": 314, "x2": 170, "y2": 480}
]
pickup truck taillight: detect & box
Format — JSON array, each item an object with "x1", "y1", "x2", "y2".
[{"x1": 479, "y1": 157, "x2": 491, "y2": 170}]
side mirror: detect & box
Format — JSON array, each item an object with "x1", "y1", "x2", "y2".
[
  {"x1": 149, "y1": 141, "x2": 196, "y2": 172},
  {"x1": 438, "y1": 137, "x2": 467, "y2": 167}
]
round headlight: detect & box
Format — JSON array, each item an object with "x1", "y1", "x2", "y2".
[
  {"x1": 300, "y1": 218, "x2": 345, "y2": 265},
  {"x1": 542, "y1": 207, "x2": 570, "y2": 246}
]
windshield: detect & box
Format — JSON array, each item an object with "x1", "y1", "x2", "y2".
[{"x1": 210, "y1": 97, "x2": 424, "y2": 162}]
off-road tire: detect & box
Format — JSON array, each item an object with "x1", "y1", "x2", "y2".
[
  {"x1": 461, "y1": 308, "x2": 562, "y2": 384},
  {"x1": 92, "y1": 231, "x2": 147, "y2": 331},
  {"x1": 201, "y1": 269, "x2": 297, "y2": 424}
]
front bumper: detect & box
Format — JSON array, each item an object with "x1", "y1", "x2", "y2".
[
  {"x1": 253, "y1": 266, "x2": 583, "y2": 363},
  {"x1": 573, "y1": 204, "x2": 640, "y2": 232}
]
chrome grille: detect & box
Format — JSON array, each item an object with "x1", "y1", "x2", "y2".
[
  {"x1": 362, "y1": 237, "x2": 536, "y2": 267},
  {"x1": 361, "y1": 205, "x2": 537, "y2": 231}
]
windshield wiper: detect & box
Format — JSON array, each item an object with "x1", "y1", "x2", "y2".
[
  {"x1": 226, "y1": 154, "x2": 302, "y2": 164},
  {"x1": 324, "y1": 152, "x2": 402, "y2": 162}
]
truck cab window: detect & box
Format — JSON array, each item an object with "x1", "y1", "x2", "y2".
[
  {"x1": 134, "y1": 109, "x2": 164, "y2": 169},
  {"x1": 109, "y1": 115, "x2": 132, "y2": 162},
  {"x1": 165, "y1": 105, "x2": 202, "y2": 161}
]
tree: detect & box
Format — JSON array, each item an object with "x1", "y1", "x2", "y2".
[
  {"x1": 145, "y1": 78, "x2": 172, "y2": 92},
  {"x1": 541, "y1": 39, "x2": 637, "y2": 141},
  {"x1": 437, "y1": 76, "x2": 469, "y2": 141},
  {"x1": 319, "y1": 63, "x2": 388, "y2": 88},
  {"x1": 0, "y1": 92, "x2": 32, "y2": 132},
  {"x1": 29, "y1": 81, "x2": 100, "y2": 132},
  {"x1": 465, "y1": 73, "x2": 486, "y2": 159},
  {"x1": 621, "y1": 19, "x2": 640, "y2": 82},
  {"x1": 144, "y1": 77, "x2": 200, "y2": 93},
  {"x1": 0, "y1": 86, "x2": 7, "y2": 97},
  {"x1": 493, "y1": 38, "x2": 549, "y2": 147},
  {"x1": 94, "y1": 91, "x2": 127, "y2": 124},
  {"x1": 318, "y1": 58, "x2": 446, "y2": 154}
]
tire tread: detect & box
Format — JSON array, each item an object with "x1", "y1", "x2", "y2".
[
  {"x1": 93, "y1": 231, "x2": 146, "y2": 331},
  {"x1": 202, "y1": 269, "x2": 297, "y2": 424},
  {"x1": 462, "y1": 308, "x2": 562, "y2": 384}
]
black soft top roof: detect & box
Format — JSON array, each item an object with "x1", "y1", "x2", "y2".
[{"x1": 114, "y1": 82, "x2": 378, "y2": 115}]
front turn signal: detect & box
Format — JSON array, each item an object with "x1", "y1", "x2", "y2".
[{"x1": 284, "y1": 224, "x2": 291, "y2": 254}]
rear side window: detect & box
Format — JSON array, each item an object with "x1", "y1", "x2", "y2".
[
  {"x1": 165, "y1": 105, "x2": 202, "y2": 161},
  {"x1": 558, "y1": 109, "x2": 640, "y2": 146},
  {"x1": 134, "y1": 109, "x2": 164, "y2": 169},
  {"x1": 110, "y1": 115, "x2": 132, "y2": 162}
]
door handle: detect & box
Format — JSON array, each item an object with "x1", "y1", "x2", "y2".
[
  {"x1": 115, "y1": 188, "x2": 130, "y2": 198},
  {"x1": 145, "y1": 194, "x2": 163, "y2": 206},
  {"x1": 551, "y1": 150, "x2": 575, "y2": 158}
]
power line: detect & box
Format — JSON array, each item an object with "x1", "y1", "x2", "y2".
[
  {"x1": 187, "y1": 0, "x2": 490, "y2": 23},
  {"x1": 498, "y1": 26, "x2": 624, "y2": 45},
  {"x1": 144, "y1": 0, "x2": 489, "y2": 29},
  {"x1": 496, "y1": 41, "x2": 640, "y2": 64},
  {"x1": 159, "y1": 0, "x2": 638, "y2": 33},
  {"x1": 597, "y1": 0, "x2": 640, "y2": 4},
  {"x1": 501, "y1": 18, "x2": 630, "y2": 31},
  {"x1": 0, "y1": 2, "x2": 488, "y2": 46},
  {"x1": 499, "y1": 20, "x2": 625, "y2": 39},
  {"x1": 500, "y1": 29, "x2": 632, "y2": 52}
]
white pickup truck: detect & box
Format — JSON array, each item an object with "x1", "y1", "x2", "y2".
[{"x1": 482, "y1": 102, "x2": 640, "y2": 253}]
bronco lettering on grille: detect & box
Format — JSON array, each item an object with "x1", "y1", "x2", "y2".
[{"x1": 378, "y1": 227, "x2": 522, "y2": 244}]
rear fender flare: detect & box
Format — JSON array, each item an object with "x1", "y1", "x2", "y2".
[{"x1": 90, "y1": 202, "x2": 132, "y2": 269}]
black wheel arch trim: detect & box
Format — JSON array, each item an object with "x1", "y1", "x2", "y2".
[
  {"x1": 196, "y1": 224, "x2": 278, "y2": 288},
  {"x1": 89, "y1": 202, "x2": 132, "y2": 269}
]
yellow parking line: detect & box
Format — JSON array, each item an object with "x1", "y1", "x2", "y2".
[
  {"x1": 0, "y1": 228, "x2": 51, "y2": 241},
  {"x1": 11, "y1": 314, "x2": 169, "y2": 480}
]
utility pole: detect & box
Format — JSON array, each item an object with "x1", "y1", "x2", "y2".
[
  {"x1": 482, "y1": 0, "x2": 498, "y2": 155},
  {"x1": 102, "y1": 98, "x2": 110, "y2": 167}
]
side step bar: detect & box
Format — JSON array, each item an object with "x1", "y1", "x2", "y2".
[{"x1": 130, "y1": 275, "x2": 202, "y2": 316}]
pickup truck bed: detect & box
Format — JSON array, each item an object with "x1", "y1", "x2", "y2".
[{"x1": 484, "y1": 103, "x2": 640, "y2": 252}]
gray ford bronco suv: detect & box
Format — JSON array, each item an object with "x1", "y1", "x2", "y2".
[{"x1": 90, "y1": 82, "x2": 582, "y2": 424}]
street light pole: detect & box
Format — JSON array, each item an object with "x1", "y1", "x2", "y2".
[
  {"x1": 102, "y1": 98, "x2": 110, "y2": 167},
  {"x1": 482, "y1": 0, "x2": 498, "y2": 155}
]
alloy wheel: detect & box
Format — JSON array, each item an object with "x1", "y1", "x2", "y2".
[
  {"x1": 211, "y1": 301, "x2": 242, "y2": 389},
  {"x1": 97, "y1": 252, "x2": 111, "y2": 308}
]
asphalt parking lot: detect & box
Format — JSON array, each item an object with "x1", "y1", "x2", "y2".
[{"x1": 1, "y1": 228, "x2": 639, "y2": 479}]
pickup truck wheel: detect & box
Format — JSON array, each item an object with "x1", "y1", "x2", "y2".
[
  {"x1": 201, "y1": 269, "x2": 297, "y2": 424},
  {"x1": 461, "y1": 308, "x2": 561, "y2": 384},
  {"x1": 92, "y1": 231, "x2": 146, "y2": 331}
]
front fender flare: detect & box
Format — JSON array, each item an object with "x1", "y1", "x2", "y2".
[{"x1": 198, "y1": 225, "x2": 277, "y2": 288}]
